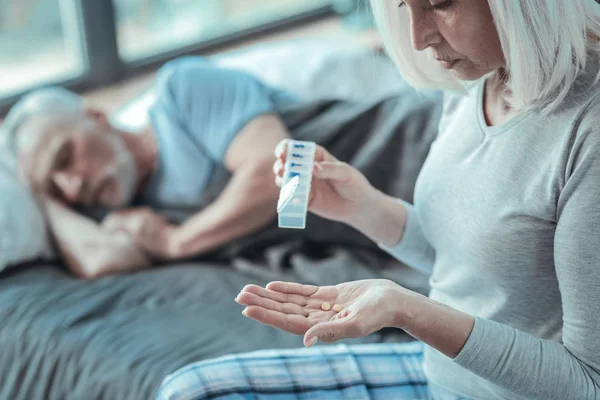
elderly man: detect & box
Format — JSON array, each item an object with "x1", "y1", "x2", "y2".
[{"x1": 1, "y1": 56, "x2": 298, "y2": 279}]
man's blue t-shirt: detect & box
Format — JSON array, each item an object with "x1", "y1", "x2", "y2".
[{"x1": 141, "y1": 56, "x2": 298, "y2": 210}]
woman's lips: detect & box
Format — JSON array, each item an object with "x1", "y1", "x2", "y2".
[{"x1": 439, "y1": 59, "x2": 459, "y2": 70}]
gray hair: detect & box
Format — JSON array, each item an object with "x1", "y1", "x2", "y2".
[
  {"x1": 0, "y1": 87, "x2": 84, "y2": 172},
  {"x1": 370, "y1": 0, "x2": 600, "y2": 116}
]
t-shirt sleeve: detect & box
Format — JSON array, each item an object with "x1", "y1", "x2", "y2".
[
  {"x1": 376, "y1": 92, "x2": 458, "y2": 276},
  {"x1": 377, "y1": 199, "x2": 435, "y2": 276},
  {"x1": 153, "y1": 56, "x2": 292, "y2": 162}
]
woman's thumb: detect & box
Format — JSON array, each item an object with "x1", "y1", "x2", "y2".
[
  {"x1": 304, "y1": 319, "x2": 351, "y2": 347},
  {"x1": 313, "y1": 161, "x2": 352, "y2": 182}
]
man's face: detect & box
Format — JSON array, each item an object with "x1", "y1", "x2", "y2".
[{"x1": 17, "y1": 112, "x2": 138, "y2": 208}]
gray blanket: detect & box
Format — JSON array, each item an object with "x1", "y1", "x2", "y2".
[{"x1": 0, "y1": 90, "x2": 443, "y2": 400}]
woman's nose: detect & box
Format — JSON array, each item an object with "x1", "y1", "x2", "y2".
[
  {"x1": 53, "y1": 171, "x2": 84, "y2": 203},
  {"x1": 410, "y1": 13, "x2": 442, "y2": 51}
]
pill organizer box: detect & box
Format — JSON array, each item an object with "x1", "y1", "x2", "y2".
[{"x1": 277, "y1": 140, "x2": 316, "y2": 229}]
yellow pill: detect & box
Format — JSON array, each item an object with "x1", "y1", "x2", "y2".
[
  {"x1": 332, "y1": 304, "x2": 343, "y2": 313},
  {"x1": 321, "y1": 302, "x2": 331, "y2": 311}
]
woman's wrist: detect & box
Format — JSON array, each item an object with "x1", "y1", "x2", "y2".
[
  {"x1": 397, "y1": 292, "x2": 475, "y2": 359},
  {"x1": 388, "y1": 284, "x2": 429, "y2": 329},
  {"x1": 345, "y1": 188, "x2": 407, "y2": 247}
]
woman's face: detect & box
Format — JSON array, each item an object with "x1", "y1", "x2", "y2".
[{"x1": 399, "y1": 0, "x2": 505, "y2": 80}]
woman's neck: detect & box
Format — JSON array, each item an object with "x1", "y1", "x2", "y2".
[{"x1": 482, "y1": 70, "x2": 520, "y2": 126}]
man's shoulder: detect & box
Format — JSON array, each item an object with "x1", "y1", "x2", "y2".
[{"x1": 154, "y1": 56, "x2": 213, "y2": 94}]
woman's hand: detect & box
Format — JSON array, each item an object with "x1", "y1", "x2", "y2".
[
  {"x1": 235, "y1": 279, "x2": 425, "y2": 347},
  {"x1": 273, "y1": 139, "x2": 407, "y2": 246},
  {"x1": 273, "y1": 139, "x2": 375, "y2": 225}
]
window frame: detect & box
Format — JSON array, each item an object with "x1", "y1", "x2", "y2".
[{"x1": 0, "y1": 0, "x2": 336, "y2": 116}]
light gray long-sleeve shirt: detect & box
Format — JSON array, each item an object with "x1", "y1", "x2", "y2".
[{"x1": 381, "y1": 60, "x2": 600, "y2": 399}]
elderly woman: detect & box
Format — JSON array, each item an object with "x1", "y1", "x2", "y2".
[{"x1": 157, "y1": 1, "x2": 600, "y2": 399}]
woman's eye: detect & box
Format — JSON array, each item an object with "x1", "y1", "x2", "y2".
[
  {"x1": 430, "y1": 1, "x2": 453, "y2": 11},
  {"x1": 398, "y1": 1, "x2": 453, "y2": 11}
]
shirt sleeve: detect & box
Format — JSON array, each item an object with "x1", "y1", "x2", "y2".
[
  {"x1": 377, "y1": 91, "x2": 459, "y2": 276},
  {"x1": 154, "y1": 56, "x2": 293, "y2": 162},
  {"x1": 377, "y1": 199, "x2": 435, "y2": 276},
  {"x1": 452, "y1": 98, "x2": 600, "y2": 399}
]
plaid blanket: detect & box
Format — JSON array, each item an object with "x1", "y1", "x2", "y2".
[{"x1": 156, "y1": 341, "x2": 428, "y2": 400}]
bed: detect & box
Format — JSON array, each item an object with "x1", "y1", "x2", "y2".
[{"x1": 0, "y1": 38, "x2": 443, "y2": 400}]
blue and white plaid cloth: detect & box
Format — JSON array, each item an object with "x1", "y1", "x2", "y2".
[{"x1": 156, "y1": 341, "x2": 428, "y2": 400}]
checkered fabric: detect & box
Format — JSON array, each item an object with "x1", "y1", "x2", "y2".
[{"x1": 156, "y1": 341, "x2": 428, "y2": 400}]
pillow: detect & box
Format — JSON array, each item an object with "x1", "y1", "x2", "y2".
[
  {"x1": 112, "y1": 37, "x2": 408, "y2": 131},
  {"x1": 0, "y1": 162, "x2": 53, "y2": 271},
  {"x1": 212, "y1": 37, "x2": 407, "y2": 101}
]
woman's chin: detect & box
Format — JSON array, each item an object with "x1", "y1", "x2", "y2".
[
  {"x1": 453, "y1": 64, "x2": 495, "y2": 81},
  {"x1": 452, "y1": 69, "x2": 481, "y2": 81}
]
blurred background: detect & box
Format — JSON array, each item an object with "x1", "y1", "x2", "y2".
[
  {"x1": 0, "y1": 0, "x2": 376, "y2": 115},
  {"x1": 0, "y1": 4, "x2": 429, "y2": 399}
]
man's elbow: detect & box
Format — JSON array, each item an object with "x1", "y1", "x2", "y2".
[
  {"x1": 62, "y1": 245, "x2": 152, "y2": 280},
  {"x1": 61, "y1": 255, "x2": 106, "y2": 280},
  {"x1": 72, "y1": 263, "x2": 108, "y2": 280}
]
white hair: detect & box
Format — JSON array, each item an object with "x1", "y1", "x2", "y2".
[
  {"x1": 0, "y1": 87, "x2": 84, "y2": 172},
  {"x1": 370, "y1": 0, "x2": 600, "y2": 116}
]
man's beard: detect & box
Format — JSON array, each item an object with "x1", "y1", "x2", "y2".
[{"x1": 106, "y1": 135, "x2": 138, "y2": 207}]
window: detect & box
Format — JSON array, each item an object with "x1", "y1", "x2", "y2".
[
  {"x1": 115, "y1": 0, "x2": 333, "y2": 62},
  {"x1": 0, "y1": 0, "x2": 86, "y2": 98},
  {"x1": 0, "y1": 0, "x2": 343, "y2": 114}
]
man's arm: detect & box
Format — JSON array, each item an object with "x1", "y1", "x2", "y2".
[
  {"x1": 170, "y1": 113, "x2": 289, "y2": 258},
  {"x1": 42, "y1": 196, "x2": 152, "y2": 279}
]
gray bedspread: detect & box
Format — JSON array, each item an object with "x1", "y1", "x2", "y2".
[{"x1": 0, "y1": 88, "x2": 443, "y2": 400}]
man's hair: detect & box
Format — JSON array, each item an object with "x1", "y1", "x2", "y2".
[
  {"x1": 0, "y1": 87, "x2": 84, "y2": 172},
  {"x1": 370, "y1": 0, "x2": 600, "y2": 116}
]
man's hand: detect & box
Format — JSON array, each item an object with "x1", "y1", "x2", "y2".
[
  {"x1": 38, "y1": 194, "x2": 152, "y2": 279},
  {"x1": 102, "y1": 207, "x2": 179, "y2": 260}
]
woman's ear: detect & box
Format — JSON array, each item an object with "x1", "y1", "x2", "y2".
[{"x1": 84, "y1": 107, "x2": 110, "y2": 128}]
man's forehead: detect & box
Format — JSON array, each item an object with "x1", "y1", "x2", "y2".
[
  {"x1": 17, "y1": 113, "x2": 81, "y2": 154},
  {"x1": 16, "y1": 114, "x2": 78, "y2": 187}
]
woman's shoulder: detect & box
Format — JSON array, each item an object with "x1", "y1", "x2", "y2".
[
  {"x1": 559, "y1": 82, "x2": 600, "y2": 179},
  {"x1": 567, "y1": 75, "x2": 600, "y2": 136},
  {"x1": 559, "y1": 57, "x2": 600, "y2": 118}
]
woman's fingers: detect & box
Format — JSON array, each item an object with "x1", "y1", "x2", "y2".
[
  {"x1": 312, "y1": 161, "x2": 353, "y2": 183},
  {"x1": 240, "y1": 284, "x2": 308, "y2": 307},
  {"x1": 313, "y1": 145, "x2": 338, "y2": 164},
  {"x1": 266, "y1": 281, "x2": 319, "y2": 297},
  {"x1": 242, "y1": 306, "x2": 312, "y2": 335},
  {"x1": 272, "y1": 158, "x2": 284, "y2": 177},
  {"x1": 273, "y1": 158, "x2": 284, "y2": 187},
  {"x1": 304, "y1": 317, "x2": 362, "y2": 346},
  {"x1": 274, "y1": 139, "x2": 289, "y2": 159},
  {"x1": 236, "y1": 291, "x2": 307, "y2": 316}
]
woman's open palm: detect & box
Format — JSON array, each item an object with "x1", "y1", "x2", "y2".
[{"x1": 235, "y1": 279, "x2": 405, "y2": 347}]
